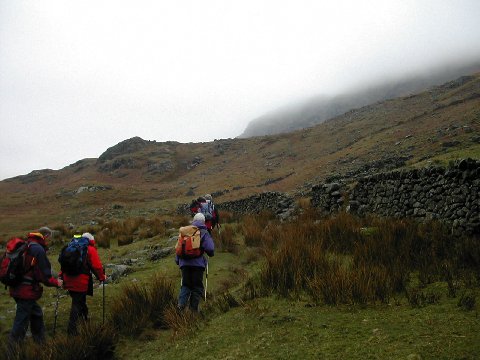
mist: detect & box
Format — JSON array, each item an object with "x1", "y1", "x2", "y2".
[
  {"x1": 240, "y1": 58, "x2": 480, "y2": 137},
  {"x1": 1, "y1": 1, "x2": 480, "y2": 179}
]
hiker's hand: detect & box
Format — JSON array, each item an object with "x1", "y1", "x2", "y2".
[{"x1": 57, "y1": 278, "x2": 63, "y2": 288}]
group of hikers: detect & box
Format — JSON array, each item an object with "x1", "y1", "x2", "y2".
[
  {"x1": 1, "y1": 227, "x2": 106, "y2": 349},
  {"x1": 0, "y1": 193, "x2": 219, "y2": 349}
]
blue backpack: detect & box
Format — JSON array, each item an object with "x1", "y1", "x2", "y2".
[
  {"x1": 200, "y1": 201, "x2": 214, "y2": 221},
  {"x1": 58, "y1": 236, "x2": 90, "y2": 275}
]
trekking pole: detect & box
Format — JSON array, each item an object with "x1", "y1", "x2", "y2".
[
  {"x1": 102, "y1": 281, "x2": 105, "y2": 325},
  {"x1": 204, "y1": 262, "x2": 208, "y2": 302},
  {"x1": 53, "y1": 287, "x2": 60, "y2": 336},
  {"x1": 102, "y1": 266, "x2": 106, "y2": 325}
]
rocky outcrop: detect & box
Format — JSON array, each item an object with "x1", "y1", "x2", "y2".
[
  {"x1": 97, "y1": 137, "x2": 150, "y2": 163},
  {"x1": 149, "y1": 246, "x2": 174, "y2": 261},
  {"x1": 146, "y1": 160, "x2": 175, "y2": 175},
  {"x1": 75, "y1": 185, "x2": 113, "y2": 194},
  {"x1": 311, "y1": 159, "x2": 480, "y2": 234},
  {"x1": 7, "y1": 169, "x2": 58, "y2": 184},
  {"x1": 97, "y1": 157, "x2": 138, "y2": 172}
]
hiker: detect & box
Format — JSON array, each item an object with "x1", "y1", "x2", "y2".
[
  {"x1": 8, "y1": 227, "x2": 62, "y2": 344},
  {"x1": 204, "y1": 194, "x2": 220, "y2": 231},
  {"x1": 189, "y1": 197, "x2": 201, "y2": 217},
  {"x1": 175, "y1": 213, "x2": 214, "y2": 312},
  {"x1": 59, "y1": 232, "x2": 106, "y2": 335},
  {"x1": 192, "y1": 194, "x2": 219, "y2": 233}
]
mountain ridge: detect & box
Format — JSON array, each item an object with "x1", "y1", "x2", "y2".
[
  {"x1": 240, "y1": 61, "x2": 480, "y2": 137},
  {"x1": 0, "y1": 72, "x2": 479, "y2": 237}
]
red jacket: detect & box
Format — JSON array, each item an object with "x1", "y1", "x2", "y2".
[
  {"x1": 60, "y1": 239, "x2": 106, "y2": 293},
  {"x1": 9, "y1": 234, "x2": 59, "y2": 300}
]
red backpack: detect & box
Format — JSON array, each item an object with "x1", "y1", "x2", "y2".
[
  {"x1": 175, "y1": 226, "x2": 204, "y2": 259},
  {"x1": 0, "y1": 238, "x2": 30, "y2": 287}
]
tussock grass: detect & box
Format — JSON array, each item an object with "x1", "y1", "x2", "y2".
[
  {"x1": 259, "y1": 210, "x2": 480, "y2": 305},
  {"x1": 52, "y1": 214, "x2": 182, "y2": 248},
  {"x1": 241, "y1": 216, "x2": 264, "y2": 247},
  {"x1": 241, "y1": 211, "x2": 274, "y2": 247},
  {"x1": 163, "y1": 291, "x2": 243, "y2": 339},
  {"x1": 50, "y1": 322, "x2": 117, "y2": 360},
  {"x1": 458, "y1": 290, "x2": 476, "y2": 311},
  {"x1": 215, "y1": 224, "x2": 239, "y2": 254},
  {"x1": 218, "y1": 210, "x2": 234, "y2": 224},
  {"x1": 1, "y1": 322, "x2": 117, "y2": 360},
  {"x1": 211, "y1": 291, "x2": 243, "y2": 313},
  {"x1": 109, "y1": 274, "x2": 176, "y2": 336},
  {"x1": 163, "y1": 305, "x2": 200, "y2": 339}
]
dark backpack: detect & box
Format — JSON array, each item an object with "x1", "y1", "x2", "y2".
[
  {"x1": 58, "y1": 236, "x2": 90, "y2": 275},
  {"x1": 189, "y1": 199, "x2": 200, "y2": 216},
  {"x1": 0, "y1": 238, "x2": 30, "y2": 287}
]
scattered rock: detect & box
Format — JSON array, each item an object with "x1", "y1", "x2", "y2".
[
  {"x1": 106, "y1": 264, "x2": 130, "y2": 282},
  {"x1": 149, "y1": 247, "x2": 174, "y2": 261},
  {"x1": 441, "y1": 140, "x2": 461, "y2": 148}
]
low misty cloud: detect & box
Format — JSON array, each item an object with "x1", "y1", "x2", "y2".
[{"x1": 1, "y1": 0, "x2": 479, "y2": 179}]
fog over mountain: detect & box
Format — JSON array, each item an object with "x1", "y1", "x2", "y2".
[
  {"x1": 240, "y1": 59, "x2": 480, "y2": 138},
  {"x1": 2, "y1": 1, "x2": 480, "y2": 180}
]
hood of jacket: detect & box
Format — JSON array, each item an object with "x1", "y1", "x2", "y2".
[
  {"x1": 191, "y1": 220, "x2": 207, "y2": 229},
  {"x1": 27, "y1": 232, "x2": 48, "y2": 249}
]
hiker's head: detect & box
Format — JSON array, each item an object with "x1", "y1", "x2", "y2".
[
  {"x1": 82, "y1": 232, "x2": 94, "y2": 241},
  {"x1": 28, "y1": 229, "x2": 50, "y2": 248},
  {"x1": 193, "y1": 213, "x2": 205, "y2": 224},
  {"x1": 38, "y1": 226, "x2": 52, "y2": 239},
  {"x1": 204, "y1": 194, "x2": 212, "y2": 201},
  {"x1": 197, "y1": 196, "x2": 206, "y2": 203}
]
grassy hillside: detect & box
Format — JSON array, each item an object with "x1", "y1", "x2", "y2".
[
  {"x1": 1, "y1": 74, "x2": 479, "y2": 239},
  {"x1": 0, "y1": 211, "x2": 478, "y2": 359}
]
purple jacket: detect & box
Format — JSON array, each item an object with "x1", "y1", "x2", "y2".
[{"x1": 175, "y1": 221, "x2": 214, "y2": 268}]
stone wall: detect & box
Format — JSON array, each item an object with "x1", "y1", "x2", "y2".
[
  {"x1": 178, "y1": 192, "x2": 296, "y2": 220},
  {"x1": 311, "y1": 159, "x2": 480, "y2": 234}
]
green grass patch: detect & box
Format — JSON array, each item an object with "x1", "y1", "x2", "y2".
[{"x1": 119, "y1": 296, "x2": 480, "y2": 360}]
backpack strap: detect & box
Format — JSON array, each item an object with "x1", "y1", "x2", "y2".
[{"x1": 21, "y1": 242, "x2": 35, "y2": 283}]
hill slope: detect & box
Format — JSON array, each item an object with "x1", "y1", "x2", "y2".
[
  {"x1": 0, "y1": 74, "x2": 479, "y2": 237},
  {"x1": 240, "y1": 61, "x2": 480, "y2": 137}
]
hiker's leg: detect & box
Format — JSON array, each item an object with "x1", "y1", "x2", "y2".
[
  {"x1": 189, "y1": 267, "x2": 205, "y2": 311},
  {"x1": 178, "y1": 267, "x2": 193, "y2": 309},
  {"x1": 9, "y1": 298, "x2": 32, "y2": 342},
  {"x1": 29, "y1": 301, "x2": 46, "y2": 343},
  {"x1": 82, "y1": 293, "x2": 88, "y2": 321},
  {"x1": 68, "y1": 291, "x2": 84, "y2": 335},
  {"x1": 76, "y1": 292, "x2": 88, "y2": 321}
]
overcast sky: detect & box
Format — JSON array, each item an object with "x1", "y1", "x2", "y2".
[{"x1": 1, "y1": 0, "x2": 480, "y2": 180}]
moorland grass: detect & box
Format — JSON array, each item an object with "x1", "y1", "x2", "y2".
[{"x1": 1, "y1": 210, "x2": 479, "y2": 359}]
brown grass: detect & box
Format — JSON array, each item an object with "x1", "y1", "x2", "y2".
[
  {"x1": 215, "y1": 224, "x2": 239, "y2": 254},
  {"x1": 259, "y1": 211, "x2": 480, "y2": 305},
  {"x1": 109, "y1": 274, "x2": 176, "y2": 336},
  {"x1": 1, "y1": 322, "x2": 117, "y2": 360},
  {"x1": 163, "y1": 305, "x2": 200, "y2": 339}
]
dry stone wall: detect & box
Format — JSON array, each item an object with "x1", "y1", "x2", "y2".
[
  {"x1": 311, "y1": 159, "x2": 480, "y2": 234},
  {"x1": 178, "y1": 192, "x2": 295, "y2": 220},
  {"x1": 218, "y1": 192, "x2": 295, "y2": 220}
]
